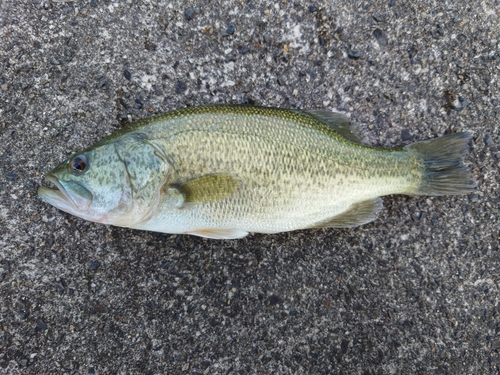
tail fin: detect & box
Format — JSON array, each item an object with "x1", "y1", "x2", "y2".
[{"x1": 405, "y1": 132, "x2": 477, "y2": 196}]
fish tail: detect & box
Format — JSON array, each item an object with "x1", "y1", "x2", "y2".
[{"x1": 405, "y1": 132, "x2": 477, "y2": 196}]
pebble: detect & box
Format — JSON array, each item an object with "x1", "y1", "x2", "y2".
[
  {"x1": 19, "y1": 310, "x2": 29, "y2": 319},
  {"x1": 135, "y1": 98, "x2": 143, "y2": 109},
  {"x1": 240, "y1": 47, "x2": 250, "y2": 54},
  {"x1": 175, "y1": 80, "x2": 187, "y2": 93},
  {"x1": 459, "y1": 97, "x2": 470, "y2": 107},
  {"x1": 347, "y1": 50, "x2": 360, "y2": 59},
  {"x1": 97, "y1": 76, "x2": 108, "y2": 88},
  {"x1": 242, "y1": 97, "x2": 255, "y2": 105},
  {"x1": 373, "y1": 28, "x2": 388, "y2": 47},
  {"x1": 36, "y1": 319, "x2": 48, "y2": 331},
  {"x1": 184, "y1": 8, "x2": 194, "y2": 21},
  {"x1": 268, "y1": 294, "x2": 282, "y2": 305},
  {"x1": 49, "y1": 57, "x2": 60, "y2": 65},
  {"x1": 308, "y1": 5, "x2": 316, "y2": 13},
  {"x1": 469, "y1": 194, "x2": 479, "y2": 203},
  {"x1": 89, "y1": 261, "x2": 100, "y2": 271},
  {"x1": 226, "y1": 25, "x2": 235, "y2": 35},
  {"x1": 401, "y1": 129, "x2": 412, "y2": 142},
  {"x1": 7, "y1": 173, "x2": 18, "y2": 181},
  {"x1": 411, "y1": 211, "x2": 426, "y2": 222},
  {"x1": 484, "y1": 134, "x2": 495, "y2": 148}
]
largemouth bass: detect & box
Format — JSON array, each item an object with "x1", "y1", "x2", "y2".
[{"x1": 38, "y1": 105, "x2": 476, "y2": 239}]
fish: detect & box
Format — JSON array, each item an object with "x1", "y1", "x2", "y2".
[{"x1": 38, "y1": 105, "x2": 477, "y2": 239}]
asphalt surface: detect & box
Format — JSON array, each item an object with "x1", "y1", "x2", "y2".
[{"x1": 0, "y1": 0, "x2": 499, "y2": 374}]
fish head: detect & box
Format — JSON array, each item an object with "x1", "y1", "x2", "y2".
[{"x1": 38, "y1": 143, "x2": 136, "y2": 225}]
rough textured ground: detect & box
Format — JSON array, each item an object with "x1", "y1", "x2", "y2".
[{"x1": 0, "y1": 0, "x2": 499, "y2": 374}]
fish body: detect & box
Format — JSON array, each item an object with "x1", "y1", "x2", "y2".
[{"x1": 38, "y1": 105, "x2": 476, "y2": 239}]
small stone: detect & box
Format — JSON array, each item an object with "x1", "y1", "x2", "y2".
[
  {"x1": 144, "y1": 40, "x2": 157, "y2": 51},
  {"x1": 401, "y1": 129, "x2": 412, "y2": 142},
  {"x1": 123, "y1": 70, "x2": 131, "y2": 81},
  {"x1": 242, "y1": 97, "x2": 255, "y2": 105},
  {"x1": 388, "y1": 0, "x2": 396, "y2": 6},
  {"x1": 268, "y1": 294, "x2": 282, "y2": 305},
  {"x1": 201, "y1": 25, "x2": 214, "y2": 35},
  {"x1": 459, "y1": 97, "x2": 470, "y2": 107},
  {"x1": 184, "y1": 8, "x2": 194, "y2": 21},
  {"x1": 7, "y1": 173, "x2": 18, "y2": 181},
  {"x1": 36, "y1": 319, "x2": 48, "y2": 331},
  {"x1": 135, "y1": 98, "x2": 143, "y2": 109},
  {"x1": 468, "y1": 194, "x2": 479, "y2": 203},
  {"x1": 308, "y1": 5, "x2": 316, "y2": 12},
  {"x1": 19, "y1": 310, "x2": 29, "y2": 319},
  {"x1": 411, "y1": 211, "x2": 426, "y2": 222},
  {"x1": 484, "y1": 134, "x2": 495, "y2": 148},
  {"x1": 226, "y1": 25, "x2": 235, "y2": 35},
  {"x1": 49, "y1": 57, "x2": 60, "y2": 65},
  {"x1": 240, "y1": 47, "x2": 250, "y2": 54},
  {"x1": 175, "y1": 81, "x2": 187, "y2": 93},
  {"x1": 89, "y1": 261, "x2": 100, "y2": 271},
  {"x1": 373, "y1": 28, "x2": 388, "y2": 47},
  {"x1": 97, "y1": 76, "x2": 108, "y2": 88},
  {"x1": 347, "y1": 50, "x2": 360, "y2": 59}
]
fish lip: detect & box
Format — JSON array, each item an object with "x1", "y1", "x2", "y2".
[{"x1": 38, "y1": 173, "x2": 92, "y2": 212}]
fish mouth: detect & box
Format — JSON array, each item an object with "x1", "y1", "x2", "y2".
[{"x1": 38, "y1": 174, "x2": 93, "y2": 214}]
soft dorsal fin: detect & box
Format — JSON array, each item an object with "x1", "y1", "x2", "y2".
[
  {"x1": 310, "y1": 198, "x2": 383, "y2": 229},
  {"x1": 301, "y1": 109, "x2": 362, "y2": 144},
  {"x1": 187, "y1": 228, "x2": 249, "y2": 239},
  {"x1": 170, "y1": 174, "x2": 241, "y2": 205}
]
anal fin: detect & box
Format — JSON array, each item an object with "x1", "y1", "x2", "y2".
[
  {"x1": 187, "y1": 228, "x2": 249, "y2": 239},
  {"x1": 310, "y1": 198, "x2": 383, "y2": 229}
]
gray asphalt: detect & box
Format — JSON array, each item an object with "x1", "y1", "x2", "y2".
[{"x1": 0, "y1": 0, "x2": 499, "y2": 374}]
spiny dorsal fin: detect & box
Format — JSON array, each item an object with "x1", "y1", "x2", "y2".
[
  {"x1": 171, "y1": 174, "x2": 241, "y2": 205},
  {"x1": 310, "y1": 198, "x2": 383, "y2": 229},
  {"x1": 187, "y1": 228, "x2": 248, "y2": 239},
  {"x1": 301, "y1": 109, "x2": 362, "y2": 144}
]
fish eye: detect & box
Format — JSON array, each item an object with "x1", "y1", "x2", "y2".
[{"x1": 69, "y1": 155, "x2": 88, "y2": 174}]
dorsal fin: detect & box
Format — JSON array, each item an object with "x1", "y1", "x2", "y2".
[{"x1": 300, "y1": 109, "x2": 363, "y2": 144}]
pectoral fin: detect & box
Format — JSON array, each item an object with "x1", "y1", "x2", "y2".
[
  {"x1": 311, "y1": 198, "x2": 383, "y2": 228},
  {"x1": 187, "y1": 228, "x2": 249, "y2": 239},
  {"x1": 170, "y1": 174, "x2": 241, "y2": 205}
]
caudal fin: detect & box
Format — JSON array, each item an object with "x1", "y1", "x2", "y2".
[{"x1": 405, "y1": 132, "x2": 477, "y2": 196}]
